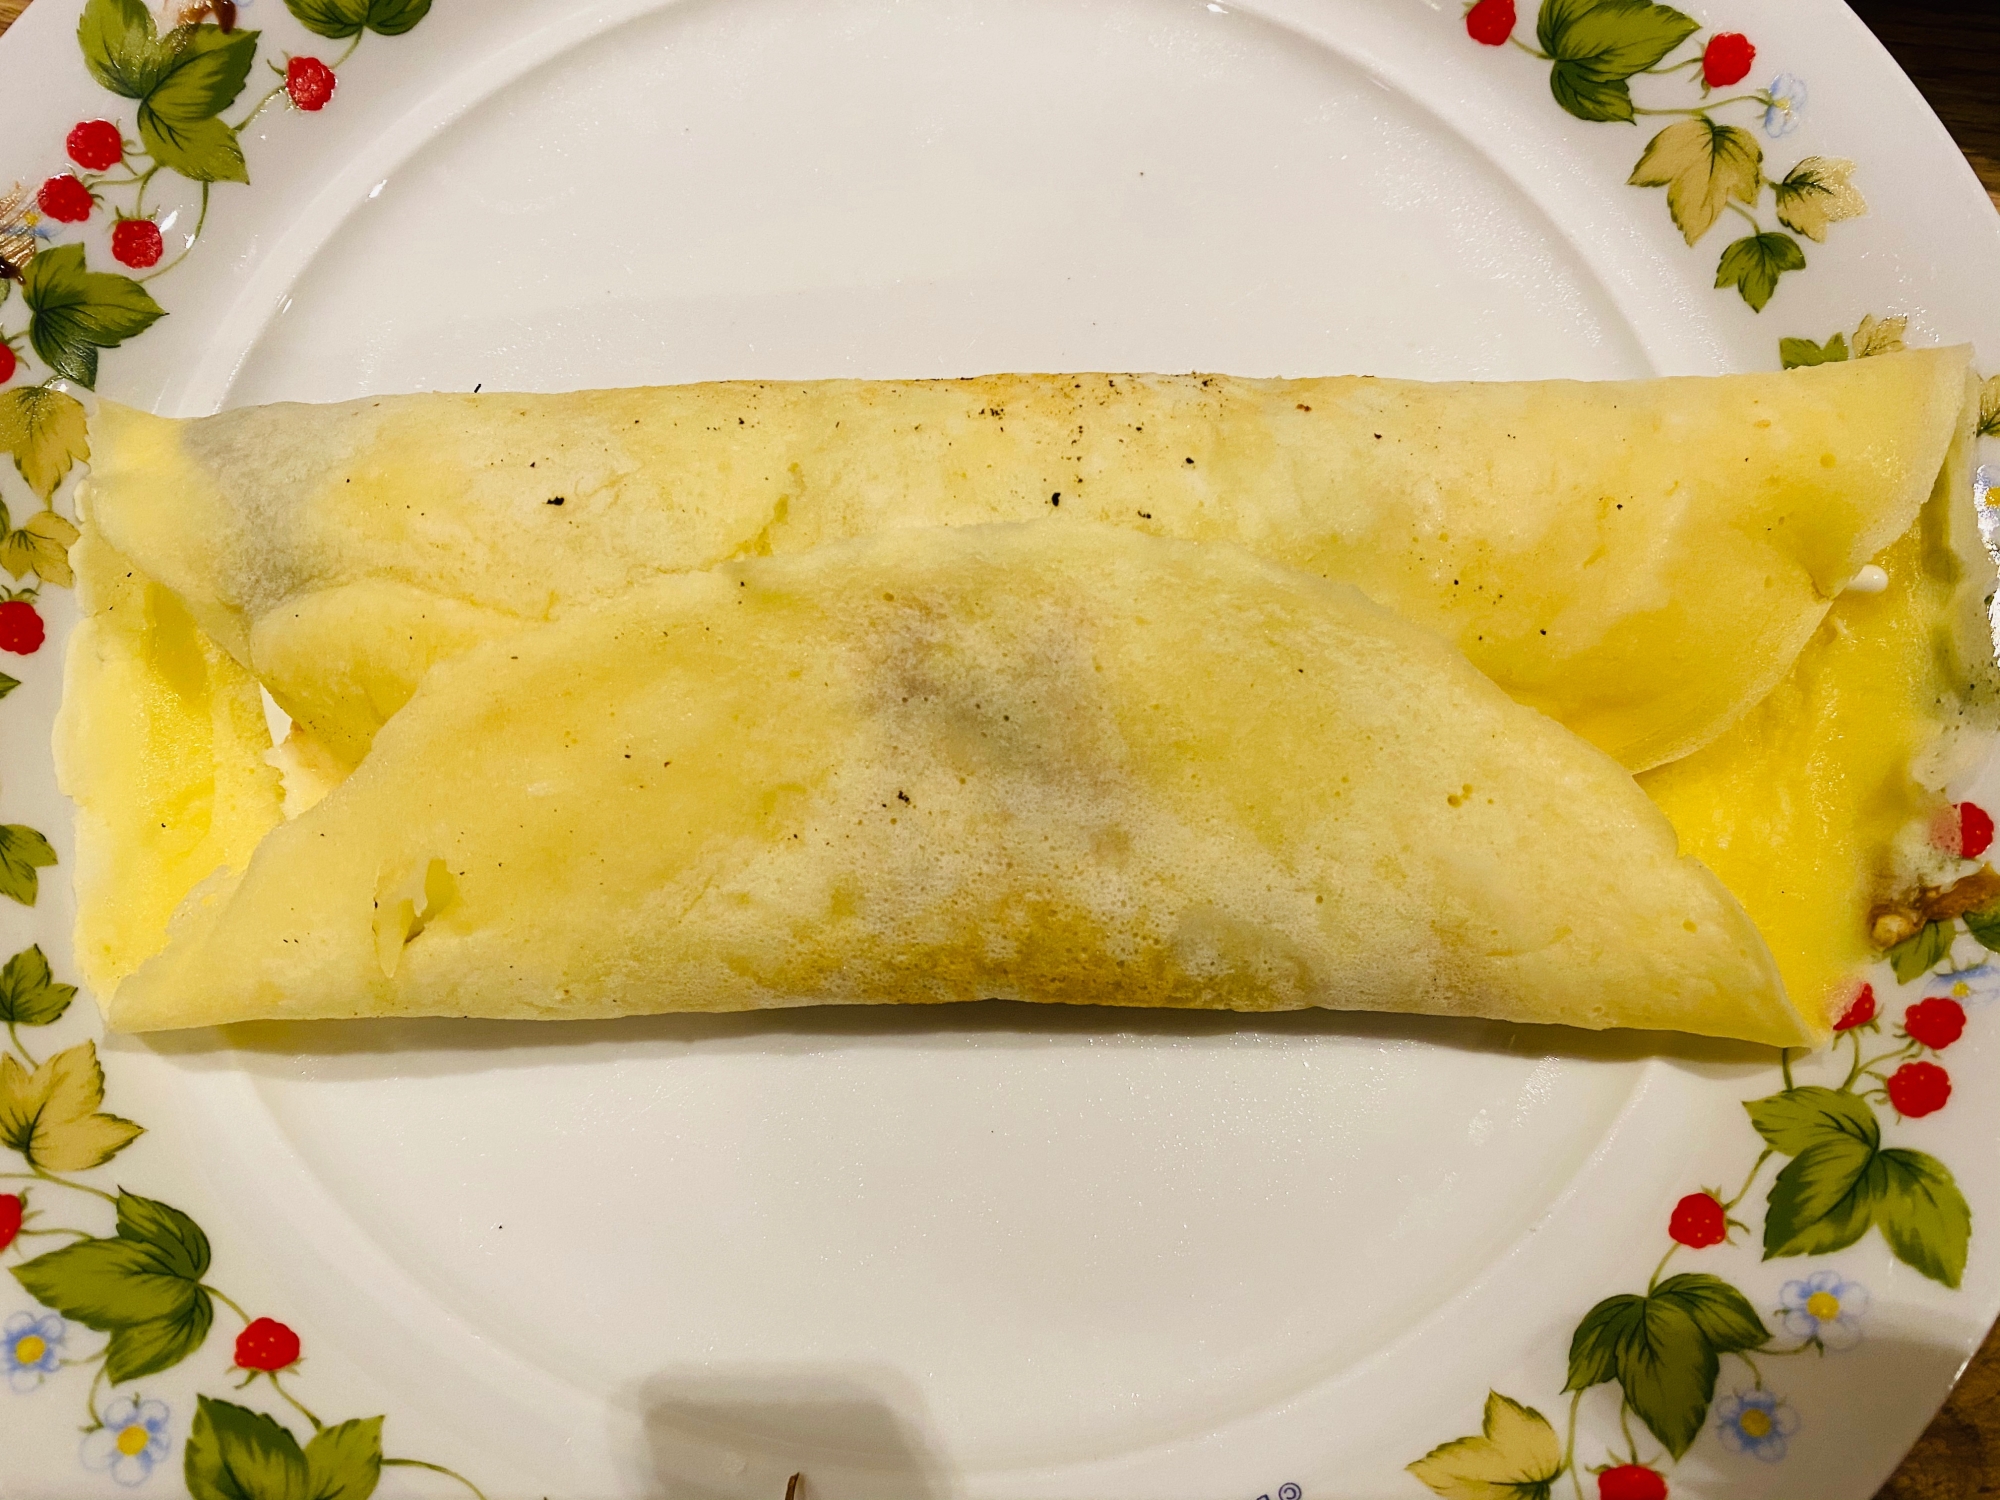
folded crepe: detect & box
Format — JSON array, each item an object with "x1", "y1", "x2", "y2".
[
  {"x1": 84, "y1": 350, "x2": 1968, "y2": 773},
  {"x1": 1643, "y1": 377, "x2": 1998, "y2": 1016},
  {"x1": 95, "y1": 522, "x2": 1813, "y2": 1042},
  {"x1": 56, "y1": 532, "x2": 281, "y2": 997}
]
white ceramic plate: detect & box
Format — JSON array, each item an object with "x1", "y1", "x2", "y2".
[{"x1": 2, "y1": 1, "x2": 1998, "y2": 1496}]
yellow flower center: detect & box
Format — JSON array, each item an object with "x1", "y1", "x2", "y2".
[
  {"x1": 1952, "y1": 982, "x2": 1971, "y2": 999},
  {"x1": 1806, "y1": 1291, "x2": 1841, "y2": 1321},
  {"x1": 117, "y1": 1423, "x2": 150, "y2": 1457},
  {"x1": 13, "y1": 1334, "x2": 43, "y2": 1363},
  {"x1": 1739, "y1": 1407, "x2": 1772, "y2": 1439}
]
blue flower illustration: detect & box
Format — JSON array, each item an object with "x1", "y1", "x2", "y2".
[
  {"x1": 81, "y1": 1395, "x2": 173, "y2": 1487},
  {"x1": 14, "y1": 210, "x2": 64, "y2": 250},
  {"x1": 1932, "y1": 962, "x2": 2000, "y2": 1007},
  {"x1": 1763, "y1": 74, "x2": 1807, "y2": 136},
  {"x1": 1778, "y1": 1268, "x2": 1869, "y2": 1349},
  {"x1": 1715, "y1": 1388, "x2": 1800, "y2": 1462},
  {"x1": 2, "y1": 1311, "x2": 65, "y2": 1392}
]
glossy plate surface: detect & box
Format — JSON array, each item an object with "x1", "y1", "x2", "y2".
[{"x1": 0, "y1": 1, "x2": 1996, "y2": 1496}]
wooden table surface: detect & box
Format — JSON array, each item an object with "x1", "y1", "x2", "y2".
[{"x1": 2, "y1": 0, "x2": 1997, "y2": 1494}]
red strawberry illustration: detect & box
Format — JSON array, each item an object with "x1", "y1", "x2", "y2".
[
  {"x1": 35, "y1": 174, "x2": 93, "y2": 224},
  {"x1": 1885, "y1": 1060, "x2": 1951, "y2": 1118},
  {"x1": 1701, "y1": 32, "x2": 1755, "y2": 89},
  {"x1": 1668, "y1": 1190, "x2": 1727, "y2": 1248},
  {"x1": 66, "y1": 119, "x2": 124, "y2": 172},
  {"x1": 1902, "y1": 997, "x2": 1966, "y2": 1052},
  {"x1": 0, "y1": 344, "x2": 15, "y2": 386},
  {"x1": 1598, "y1": 1465, "x2": 1668, "y2": 1500},
  {"x1": 1959, "y1": 801, "x2": 1994, "y2": 859},
  {"x1": 110, "y1": 217, "x2": 164, "y2": 269},
  {"x1": 234, "y1": 1317, "x2": 302, "y2": 1372},
  {"x1": 286, "y1": 56, "x2": 337, "y2": 112},
  {"x1": 1832, "y1": 983, "x2": 1876, "y2": 1032},
  {"x1": 1464, "y1": 0, "x2": 1516, "y2": 45},
  {"x1": 0, "y1": 600, "x2": 44, "y2": 655},
  {"x1": 0, "y1": 1193, "x2": 21, "y2": 1253}
]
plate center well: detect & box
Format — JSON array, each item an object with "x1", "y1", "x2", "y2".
[
  {"x1": 210, "y1": 0, "x2": 1649, "y2": 1470},
  {"x1": 238, "y1": 1009, "x2": 1636, "y2": 1468}
]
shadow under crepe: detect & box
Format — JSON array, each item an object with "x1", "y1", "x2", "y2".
[
  {"x1": 624, "y1": 1365, "x2": 951, "y2": 1500},
  {"x1": 122, "y1": 998, "x2": 1787, "y2": 1085}
]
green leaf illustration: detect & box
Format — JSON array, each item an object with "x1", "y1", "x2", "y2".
[
  {"x1": 1565, "y1": 1276, "x2": 1763, "y2": 1459},
  {"x1": 1565, "y1": 1293, "x2": 1640, "y2": 1391},
  {"x1": 1979, "y1": 374, "x2": 2000, "y2": 440},
  {"x1": 1764, "y1": 1135, "x2": 1879, "y2": 1259},
  {"x1": 1779, "y1": 332, "x2": 1848, "y2": 369},
  {"x1": 1715, "y1": 232, "x2": 1806, "y2": 313},
  {"x1": 0, "y1": 673, "x2": 20, "y2": 700},
  {"x1": 1851, "y1": 312, "x2": 1907, "y2": 359},
  {"x1": 142, "y1": 111, "x2": 248, "y2": 185},
  {"x1": 113, "y1": 1188, "x2": 213, "y2": 1280},
  {"x1": 1628, "y1": 118, "x2": 1762, "y2": 246},
  {"x1": 17, "y1": 1240, "x2": 181, "y2": 1327},
  {"x1": 1618, "y1": 1297, "x2": 1717, "y2": 1459},
  {"x1": 1407, "y1": 1391, "x2": 1564, "y2": 1500},
  {"x1": 79, "y1": 6, "x2": 259, "y2": 183},
  {"x1": 1650, "y1": 1273, "x2": 1767, "y2": 1354},
  {"x1": 76, "y1": 0, "x2": 173, "y2": 98},
  {"x1": 111, "y1": 1296, "x2": 217, "y2": 1383},
  {"x1": 304, "y1": 1417, "x2": 385, "y2": 1500},
  {"x1": 0, "y1": 1040, "x2": 142, "y2": 1172},
  {"x1": 0, "y1": 824, "x2": 56, "y2": 906},
  {"x1": 137, "y1": 24, "x2": 260, "y2": 183},
  {"x1": 1537, "y1": 0, "x2": 1700, "y2": 75},
  {"x1": 153, "y1": 22, "x2": 259, "y2": 116},
  {"x1": 1874, "y1": 1148, "x2": 1971, "y2": 1289},
  {"x1": 1888, "y1": 919, "x2": 1953, "y2": 982},
  {"x1": 19, "y1": 1276, "x2": 208, "y2": 1385},
  {"x1": 1550, "y1": 68, "x2": 1637, "y2": 123},
  {"x1": 12, "y1": 1190, "x2": 214, "y2": 1383},
  {"x1": 187, "y1": 1396, "x2": 311, "y2": 1500},
  {"x1": 362, "y1": 0, "x2": 431, "y2": 33},
  {"x1": 0, "y1": 386, "x2": 90, "y2": 503},
  {"x1": 1743, "y1": 1085, "x2": 1879, "y2": 1157},
  {"x1": 286, "y1": 0, "x2": 431, "y2": 37},
  {"x1": 1744, "y1": 1087, "x2": 1970, "y2": 1285},
  {"x1": 1772, "y1": 156, "x2": 1866, "y2": 243},
  {"x1": 21, "y1": 244, "x2": 166, "y2": 390},
  {"x1": 1, "y1": 511, "x2": 82, "y2": 589},
  {"x1": 0, "y1": 945, "x2": 77, "y2": 1028},
  {"x1": 282, "y1": 0, "x2": 356, "y2": 34},
  {"x1": 1537, "y1": 0, "x2": 1699, "y2": 124}
]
